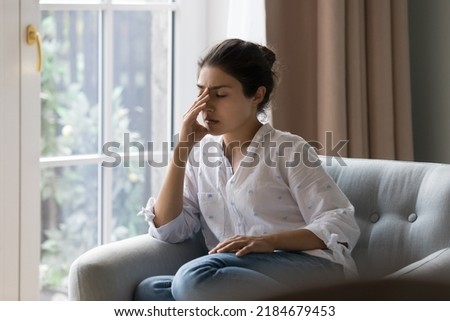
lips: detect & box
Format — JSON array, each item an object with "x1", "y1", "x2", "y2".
[{"x1": 204, "y1": 118, "x2": 219, "y2": 125}]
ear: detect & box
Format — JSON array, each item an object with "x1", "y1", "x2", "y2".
[{"x1": 253, "y1": 86, "x2": 266, "y2": 106}]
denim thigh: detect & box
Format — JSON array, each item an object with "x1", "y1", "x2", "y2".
[{"x1": 171, "y1": 252, "x2": 344, "y2": 300}]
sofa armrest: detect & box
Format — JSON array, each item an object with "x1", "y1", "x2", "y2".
[
  {"x1": 68, "y1": 234, "x2": 207, "y2": 301},
  {"x1": 386, "y1": 248, "x2": 450, "y2": 283}
]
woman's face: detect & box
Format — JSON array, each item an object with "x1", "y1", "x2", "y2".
[{"x1": 197, "y1": 66, "x2": 262, "y2": 138}]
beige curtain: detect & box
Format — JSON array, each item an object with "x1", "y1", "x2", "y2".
[{"x1": 266, "y1": 0, "x2": 414, "y2": 160}]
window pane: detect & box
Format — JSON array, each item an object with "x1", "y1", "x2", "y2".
[
  {"x1": 41, "y1": 1, "x2": 103, "y2": 4},
  {"x1": 41, "y1": 11, "x2": 99, "y2": 157},
  {"x1": 40, "y1": 165, "x2": 98, "y2": 300},
  {"x1": 111, "y1": 162, "x2": 167, "y2": 241},
  {"x1": 112, "y1": 10, "x2": 169, "y2": 151}
]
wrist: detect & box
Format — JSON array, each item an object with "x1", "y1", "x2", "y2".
[
  {"x1": 172, "y1": 143, "x2": 194, "y2": 167},
  {"x1": 261, "y1": 234, "x2": 278, "y2": 251}
]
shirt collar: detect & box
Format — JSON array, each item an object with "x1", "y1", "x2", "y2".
[
  {"x1": 216, "y1": 122, "x2": 274, "y2": 150},
  {"x1": 252, "y1": 122, "x2": 274, "y2": 143}
]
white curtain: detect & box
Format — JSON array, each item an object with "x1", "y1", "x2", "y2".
[{"x1": 227, "y1": 0, "x2": 266, "y2": 45}]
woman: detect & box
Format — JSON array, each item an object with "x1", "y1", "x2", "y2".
[{"x1": 135, "y1": 39, "x2": 360, "y2": 300}]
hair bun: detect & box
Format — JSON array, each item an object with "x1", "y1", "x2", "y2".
[{"x1": 258, "y1": 45, "x2": 276, "y2": 69}]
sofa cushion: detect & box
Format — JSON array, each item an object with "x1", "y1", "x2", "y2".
[
  {"x1": 321, "y1": 157, "x2": 450, "y2": 279},
  {"x1": 386, "y1": 247, "x2": 450, "y2": 283}
]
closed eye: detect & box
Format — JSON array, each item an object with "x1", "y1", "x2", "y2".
[{"x1": 216, "y1": 94, "x2": 227, "y2": 98}]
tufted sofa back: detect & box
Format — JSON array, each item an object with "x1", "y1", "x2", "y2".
[{"x1": 321, "y1": 157, "x2": 450, "y2": 279}]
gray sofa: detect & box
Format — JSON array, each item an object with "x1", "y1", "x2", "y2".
[{"x1": 68, "y1": 157, "x2": 450, "y2": 300}]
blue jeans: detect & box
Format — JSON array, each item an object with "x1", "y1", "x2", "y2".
[{"x1": 134, "y1": 251, "x2": 344, "y2": 301}]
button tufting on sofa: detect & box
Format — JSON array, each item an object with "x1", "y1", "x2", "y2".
[
  {"x1": 408, "y1": 213, "x2": 418, "y2": 223},
  {"x1": 369, "y1": 213, "x2": 380, "y2": 223}
]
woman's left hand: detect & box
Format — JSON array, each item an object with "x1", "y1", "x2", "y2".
[{"x1": 209, "y1": 235, "x2": 275, "y2": 256}]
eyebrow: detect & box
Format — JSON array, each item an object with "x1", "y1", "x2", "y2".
[{"x1": 196, "y1": 84, "x2": 231, "y2": 90}]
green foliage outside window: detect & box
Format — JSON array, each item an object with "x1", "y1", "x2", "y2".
[{"x1": 40, "y1": 13, "x2": 149, "y2": 300}]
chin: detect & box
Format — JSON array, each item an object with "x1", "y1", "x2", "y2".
[
  {"x1": 205, "y1": 126, "x2": 223, "y2": 136},
  {"x1": 206, "y1": 130, "x2": 223, "y2": 136}
]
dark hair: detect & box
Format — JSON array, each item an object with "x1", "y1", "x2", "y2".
[{"x1": 198, "y1": 39, "x2": 278, "y2": 115}]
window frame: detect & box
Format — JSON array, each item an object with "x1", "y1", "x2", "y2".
[{"x1": 38, "y1": 0, "x2": 207, "y2": 297}]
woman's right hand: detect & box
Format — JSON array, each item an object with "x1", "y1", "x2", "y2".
[{"x1": 178, "y1": 88, "x2": 210, "y2": 148}]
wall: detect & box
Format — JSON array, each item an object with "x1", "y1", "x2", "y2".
[
  {"x1": 206, "y1": 0, "x2": 230, "y2": 46},
  {"x1": 409, "y1": 0, "x2": 450, "y2": 163}
]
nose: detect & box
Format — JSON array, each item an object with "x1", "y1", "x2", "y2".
[{"x1": 204, "y1": 100, "x2": 214, "y2": 112}]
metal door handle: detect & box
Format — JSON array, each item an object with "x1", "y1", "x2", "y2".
[{"x1": 26, "y1": 25, "x2": 42, "y2": 72}]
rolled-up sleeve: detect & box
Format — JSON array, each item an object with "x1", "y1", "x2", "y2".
[{"x1": 285, "y1": 141, "x2": 360, "y2": 276}]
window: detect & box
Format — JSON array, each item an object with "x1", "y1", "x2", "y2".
[{"x1": 39, "y1": 0, "x2": 204, "y2": 300}]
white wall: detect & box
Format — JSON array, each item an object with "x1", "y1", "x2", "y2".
[
  {"x1": 206, "y1": 0, "x2": 230, "y2": 46},
  {"x1": 409, "y1": 0, "x2": 450, "y2": 164}
]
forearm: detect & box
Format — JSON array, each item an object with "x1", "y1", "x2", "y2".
[
  {"x1": 266, "y1": 229, "x2": 327, "y2": 252},
  {"x1": 153, "y1": 144, "x2": 192, "y2": 227},
  {"x1": 153, "y1": 87, "x2": 208, "y2": 227}
]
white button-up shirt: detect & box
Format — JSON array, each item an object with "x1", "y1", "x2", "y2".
[{"x1": 141, "y1": 123, "x2": 360, "y2": 277}]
